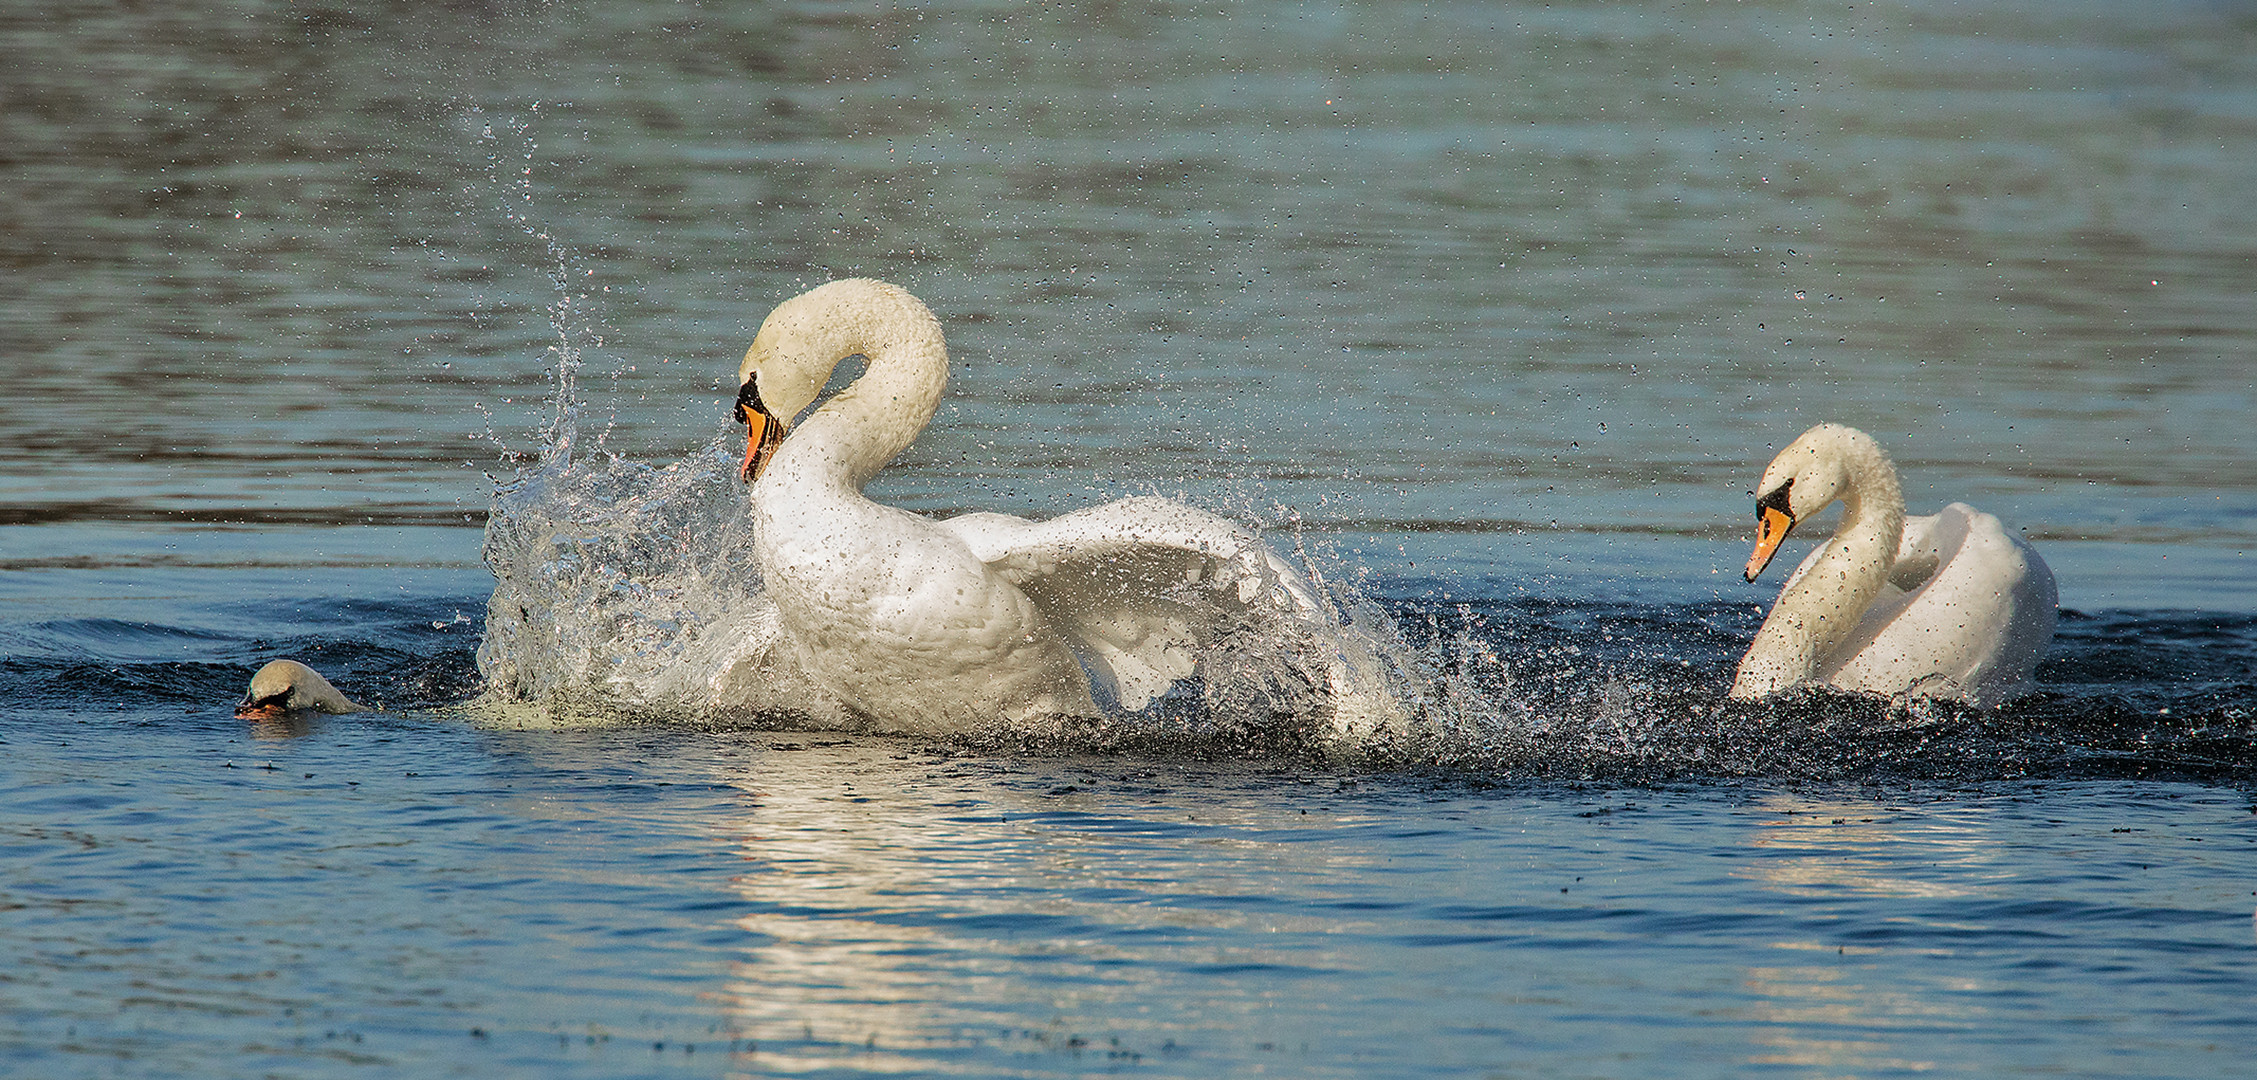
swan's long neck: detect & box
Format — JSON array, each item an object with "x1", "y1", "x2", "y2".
[
  {"x1": 1737, "y1": 434, "x2": 1906, "y2": 693},
  {"x1": 770, "y1": 306, "x2": 949, "y2": 496}
]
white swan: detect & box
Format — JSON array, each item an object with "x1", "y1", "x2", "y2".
[
  {"x1": 236, "y1": 659, "x2": 364, "y2": 717},
  {"x1": 729, "y1": 279, "x2": 1399, "y2": 735},
  {"x1": 1731, "y1": 423, "x2": 2057, "y2": 707}
]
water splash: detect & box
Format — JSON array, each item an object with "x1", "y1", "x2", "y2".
[
  {"x1": 469, "y1": 418, "x2": 2257, "y2": 779},
  {"x1": 473, "y1": 429, "x2": 1431, "y2": 745},
  {"x1": 454, "y1": 140, "x2": 2257, "y2": 774}
]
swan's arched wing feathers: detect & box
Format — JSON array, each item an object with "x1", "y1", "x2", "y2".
[
  {"x1": 1823, "y1": 504, "x2": 2059, "y2": 706},
  {"x1": 938, "y1": 496, "x2": 1332, "y2": 711}
]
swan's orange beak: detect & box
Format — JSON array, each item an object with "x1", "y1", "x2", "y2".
[
  {"x1": 737, "y1": 378, "x2": 786, "y2": 483},
  {"x1": 1744, "y1": 502, "x2": 1796, "y2": 582}
]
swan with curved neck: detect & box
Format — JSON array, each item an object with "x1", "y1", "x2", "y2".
[
  {"x1": 732, "y1": 279, "x2": 1399, "y2": 734},
  {"x1": 1731, "y1": 423, "x2": 2056, "y2": 707}
]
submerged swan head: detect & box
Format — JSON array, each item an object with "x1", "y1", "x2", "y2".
[
  {"x1": 235, "y1": 659, "x2": 364, "y2": 719},
  {"x1": 734, "y1": 279, "x2": 946, "y2": 483},
  {"x1": 1743, "y1": 423, "x2": 1897, "y2": 582}
]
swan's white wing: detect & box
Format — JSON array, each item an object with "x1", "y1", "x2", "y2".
[
  {"x1": 1822, "y1": 504, "x2": 2058, "y2": 706},
  {"x1": 942, "y1": 497, "x2": 1310, "y2": 710},
  {"x1": 940, "y1": 496, "x2": 1403, "y2": 735}
]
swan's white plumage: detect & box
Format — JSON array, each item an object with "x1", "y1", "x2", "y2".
[
  {"x1": 944, "y1": 497, "x2": 1357, "y2": 712},
  {"x1": 1732, "y1": 424, "x2": 2057, "y2": 708},
  {"x1": 237, "y1": 659, "x2": 364, "y2": 716},
  {"x1": 730, "y1": 279, "x2": 1400, "y2": 735}
]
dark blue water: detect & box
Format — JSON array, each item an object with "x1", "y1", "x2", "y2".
[
  {"x1": 6, "y1": 0, "x2": 2257, "y2": 1075},
  {"x1": 6, "y1": 580, "x2": 2257, "y2": 1077}
]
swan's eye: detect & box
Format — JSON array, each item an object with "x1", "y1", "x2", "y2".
[
  {"x1": 736, "y1": 374, "x2": 789, "y2": 483},
  {"x1": 735, "y1": 377, "x2": 770, "y2": 425},
  {"x1": 1756, "y1": 479, "x2": 1794, "y2": 520}
]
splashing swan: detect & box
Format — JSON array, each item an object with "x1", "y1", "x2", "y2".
[
  {"x1": 1732, "y1": 423, "x2": 2057, "y2": 707},
  {"x1": 731, "y1": 279, "x2": 1399, "y2": 735}
]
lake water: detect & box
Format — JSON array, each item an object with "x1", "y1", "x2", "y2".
[{"x1": 4, "y1": 0, "x2": 2256, "y2": 1076}]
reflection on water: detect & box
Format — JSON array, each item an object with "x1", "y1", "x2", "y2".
[
  {"x1": 668, "y1": 739, "x2": 1512, "y2": 1073},
  {"x1": 245, "y1": 713, "x2": 318, "y2": 740},
  {"x1": 1740, "y1": 794, "x2": 1988, "y2": 901},
  {"x1": 4, "y1": 683, "x2": 2253, "y2": 1078},
  {"x1": 1716, "y1": 787, "x2": 2257, "y2": 1077},
  {"x1": 700, "y1": 741, "x2": 1399, "y2": 1072},
  {"x1": 627, "y1": 739, "x2": 2257, "y2": 1077},
  {"x1": 1732, "y1": 794, "x2": 1977, "y2": 1075}
]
